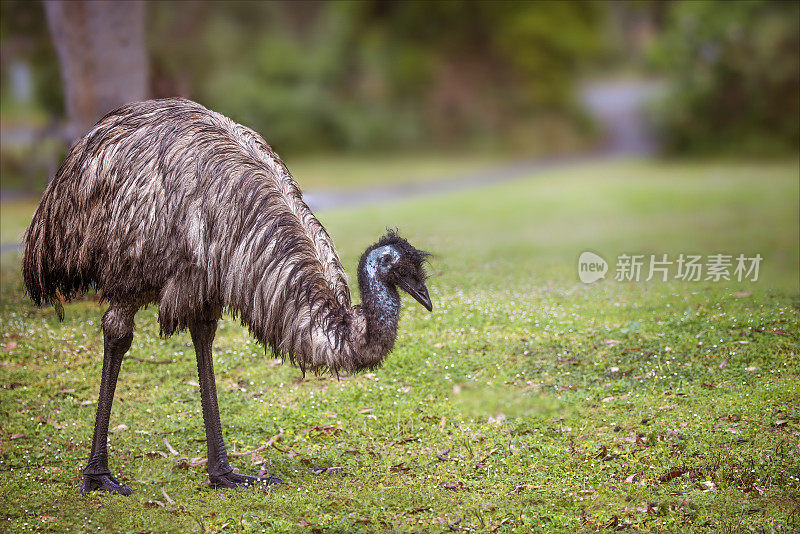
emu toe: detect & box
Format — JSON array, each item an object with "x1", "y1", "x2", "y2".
[
  {"x1": 209, "y1": 471, "x2": 282, "y2": 489},
  {"x1": 80, "y1": 474, "x2": 133, "y2": 496}
]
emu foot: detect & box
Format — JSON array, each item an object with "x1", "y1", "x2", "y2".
[
  {"x1": 80, "y1": 474, "x2": 133, "y2": 496},
  {"x1": 209, "y1": 471, "x2": 282, "y2": 489}
]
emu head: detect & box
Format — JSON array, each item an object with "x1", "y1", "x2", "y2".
[{"x1": 358, "y1": 230, "x2": 432, "y2": 311}]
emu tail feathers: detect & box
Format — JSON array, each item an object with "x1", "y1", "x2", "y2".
[{"x1": 23, "y1": 197, "x2": 73, "y2": 320}]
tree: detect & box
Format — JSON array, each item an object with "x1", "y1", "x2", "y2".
[
  {"x1": 652, "y1": 1, "x2": 800, "y2": 155},
  {"x1": 44, "y1": 0, "x2": 148, "y2": 142}
]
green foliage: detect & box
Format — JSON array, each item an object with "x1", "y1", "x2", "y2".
[
  {"x1": 148, "y1": 1, "x2": 606, "y2": 154},
  {"x1": 1, "y1": 158, "x2": 798, "y2": 532},
  {"x1": 651, "y1": 0, "x2": 800, "y2": 156},
  {"x1": 0, "y1": 0, "x2": 63, "y2": 117}
]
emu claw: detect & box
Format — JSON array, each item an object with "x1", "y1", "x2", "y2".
[
  {"x1": 80, "y1": 474, "x2": 133, "y2": 496},
  {"x1": 209, "y1": 471, "x2": 282, "y2": 489}
]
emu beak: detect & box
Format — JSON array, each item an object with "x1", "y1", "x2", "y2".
[{"x1": 399, "y1": 280, "x2": 432, "y2": 311}]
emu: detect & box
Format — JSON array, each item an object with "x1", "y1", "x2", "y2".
[{"x1": 23, "y1": 98, "x2": 432, "y2": 495}]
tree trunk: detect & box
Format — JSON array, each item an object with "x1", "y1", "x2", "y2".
[{"x1": 45, "y1": 0, "x2": 149, "y2": 142}]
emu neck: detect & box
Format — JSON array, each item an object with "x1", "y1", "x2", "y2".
[{"x1": 358, "y1": 274, "x2": 401, "y2": 355}]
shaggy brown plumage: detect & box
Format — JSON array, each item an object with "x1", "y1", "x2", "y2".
[
  {"x1": 24, "y1": 97, "x2": 430, "y2": 373},
  {"x1": 22, "y1": 98, "x2": 432, "y2": 494}
]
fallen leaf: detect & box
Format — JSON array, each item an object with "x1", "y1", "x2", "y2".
[
  {"x1": 745, "y1": 366, "x2": 759, "y2": 371},
  {"x1": 390, "y1": 462, "x2": 410, "y2": 473},
  {"x1": 701, "y1": 480, "x2": 718, "y2": 492},
  {"x1": 36, "y1": 516, "x2": 56, "y2": 522},
  {"x1": 773, "y1": 420, "x2": 788, "y2": 427},
  {"x1": 603, "y1": 516, "x2": 619, "y2": 530},
  {"x1": 111, "y1": 424, "x2": 129, "y2": 433},
  {"x1": 659, "y1": 467, "x2": 690, "y2": 483},
  {"x1": 734, "y1": 292, "x2": 750, "y2": 298},
  {"x1": 48, "y1": 418, "x2": 65, "y2": 430},
  {"x1": 625, "y1": 473, "x2": 637, "y2": 483},
  {"x1": 80, "y1": 400, "x2": 95, "y2": 406},
  {"x1": 10, "y1": 433, "x2": 25, "y2": 440},
  {"x1": 4, "y1": 341, "x2": 17, "y2": 351}
]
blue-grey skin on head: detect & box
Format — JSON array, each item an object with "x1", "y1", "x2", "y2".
[
  {"x1": 362, "y1": 240, "x2": 431, "y2": 308},
  {"x1": 363, "y1": 246, "x2": 402, "y2": 327},
  {"x1": 357, "y1": 231, "x2": 432, "y2": 336}
]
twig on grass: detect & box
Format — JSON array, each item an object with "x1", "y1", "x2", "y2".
[
  {"x1": 437, "y1": 447, "x2": 455, "y2": 462},
  {"x1": 128, "y1": 355, "x2": 175, "y2": 364},
  {"x1": 161, "y1": 487, "x2": 175, "y2": 504},
  {"x1": 448, "y1": 517, "x2": 468, "y2": 532}
]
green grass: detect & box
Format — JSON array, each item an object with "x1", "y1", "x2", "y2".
[
  {"x1": 1, "y1": 199, "x2": 38, "y2": 246},
  {"x1": 0, "y1": 158, "x2": 798, "y2": 533},
  {"x1": 286, "y1": 152, "x2": 502, "y2": 191}
]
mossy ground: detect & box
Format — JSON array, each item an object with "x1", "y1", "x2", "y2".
[{"x1": 1, "y1": 158, "x2": 798, "y2": 532}]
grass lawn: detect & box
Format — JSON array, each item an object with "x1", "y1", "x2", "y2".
[
  {"x1": 287, "y1": 152, "x2": 503, "y2": 192},
  {"x1": 0, "y1": 158, "x2": 798, "y2": 533}
]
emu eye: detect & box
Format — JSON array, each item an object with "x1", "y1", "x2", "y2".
[{"x1": 380, "y1": 254, "x2": 391, "y2": 265}]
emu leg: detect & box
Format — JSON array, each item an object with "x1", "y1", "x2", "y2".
[
  {"x1": 190, "y1": 319, "x2": 282, "y2": 488},
  {"x1": 80, "y1": 306, "x2": 134, "y2": 495}
]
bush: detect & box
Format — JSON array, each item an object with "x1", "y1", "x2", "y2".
[{"x1": 651, "y1": 1, "x2": 799, "y2": 156}]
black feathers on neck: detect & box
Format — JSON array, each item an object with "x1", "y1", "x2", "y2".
[{"x1": 356, "y1": 230, "x2": 428, "y2": 357}]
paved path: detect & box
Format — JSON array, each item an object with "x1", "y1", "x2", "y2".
[
  {"x1": 0, "y1": 154, "x2": 614, "y2": 254},
  {"x1": 302, "y1": 153, "x2": 618, "y2": 212},
  {"x1": 1, "y1": 79, "x2": 661, "y2": 254}
]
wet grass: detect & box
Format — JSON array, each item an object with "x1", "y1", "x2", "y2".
[{"x1": 0, "y1": 158, "x2": 798, "y2": 532}]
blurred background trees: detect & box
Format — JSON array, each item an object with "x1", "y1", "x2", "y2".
[
  {"x1": 1, "y1": 0, "x2": 798, "y2": 191},
  {"x1": 650, "y1": 0, "x2": 799, "y2": 156},
  {"x1": 147, "y1": 0, "x2": 607, "y2": 154}
]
